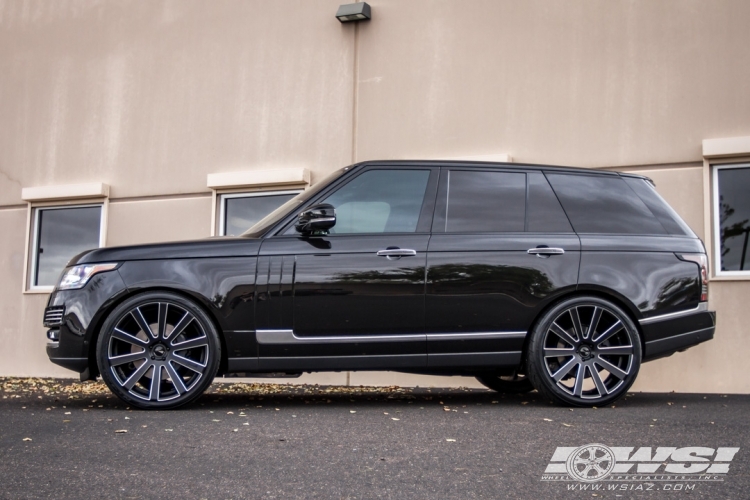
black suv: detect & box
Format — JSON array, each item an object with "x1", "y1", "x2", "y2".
[{"x1": 44, "y1": 161, "x2": 715, "y2": 409}]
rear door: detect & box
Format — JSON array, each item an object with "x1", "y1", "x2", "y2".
[{"x1": 425, "y1": 168, "x2": 580, "y2": 368}]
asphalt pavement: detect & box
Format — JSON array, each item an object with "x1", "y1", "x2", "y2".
[{"x1": 0, "y1": 379, "x2": 748, "y2": 499}]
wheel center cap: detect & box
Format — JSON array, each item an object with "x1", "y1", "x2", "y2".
[
  {"x1": 578, "y1": 345, "x2": 594, "y2": 361},
  {"x1": 152, "y1": 344, "x2": 167, "y2": 360}
]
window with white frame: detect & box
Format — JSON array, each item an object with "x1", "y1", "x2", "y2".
[
  {"x1": 30, "y1": 205, "x2": 104, "y2": 288},
  {"x1": 218, "y1": 190, "x2": 301, "y2": 236},
  {"x1": 713, "y1": 163, "x2": 750, "y2": 275}
]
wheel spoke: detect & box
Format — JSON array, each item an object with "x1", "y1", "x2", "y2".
[
  {"x1": 571, "y1": 307, "x2": 585, "y2": 340},
  {"x1": 149, "y1": 365, "x2": 162, "y2": 401},
  {"x1": 170, "y1": 353, "x2": 206, "y2": 374},
  {"x1": 157, "y1": 303, "x2": 168, "y2": 340},
  {"x1": 122, "y1": 360, "x2": 152, "y2": 390},
  {"x1": 572, "y1": 363, "x2": 585, "y2": 397},
  {"x1": 550, "y1": 322, "x2": 578, "y2": 347},
  {"x1": 109, "y1": 350, "x2": 148, "y2": 366},
  {"x1": 132, "y1": 307, "x2": 157, "y2": 339},
  {"x1": 597, "y1": 345, "x2": 633, "y2": 356},
  {"x1": 590, "y1": 365, "x2": 609, "y2": 397},
  {"x1": 166, "y1": 312, "x2": 194, "y2": 342},
  {"x1": 552, "y1": 357, "x2": 579, "y2": 382},
  {"x1": 165, "y1": 361, "x2": 189, "y2": 394},
  {"x1": 171, "y1": 336, "x2": 208, "y2": 351},
  {"x1": 112, "y1": 328, "x2": 149, "y2": 348},
  {"x1": 592, "y1": 320, "x2": 623, "y2": 344},
  {"x1": 544, "y1": 347, "x2": 575, "y2": 357},
  {"x1": 589, "y1": 306, "x2": 602, "y2": 340},
  {"x1": 594, "y1": 356, "x2": 629, "y2": 380}
]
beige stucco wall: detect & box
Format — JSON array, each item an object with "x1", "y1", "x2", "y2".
[{"x1": 1, "y1": 1, "x2": 749, "y2": 392}]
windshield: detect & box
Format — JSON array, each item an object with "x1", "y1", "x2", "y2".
[{"x1": 241, "y1": 167, "x2": 349, "y2": 237}]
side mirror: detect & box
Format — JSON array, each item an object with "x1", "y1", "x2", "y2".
[{"x1": 295, "y1": 204, "x2": 336, "y2": 235}]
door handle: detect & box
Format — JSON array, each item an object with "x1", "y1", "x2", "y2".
[
  {"x1": 527, "y1": 247, "x2": 565, "y2": 256},
  {"x1": 377, "y1": 248, "x2": 417, "y2": 259}
]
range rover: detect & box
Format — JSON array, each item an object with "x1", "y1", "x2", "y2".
[{"x1": 43, "y1": 161, "x2": 715, "y2": 409}]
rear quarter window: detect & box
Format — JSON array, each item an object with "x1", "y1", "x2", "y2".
[
  {"x1": 622, "y1": 177, "x2": 694, "y2": 236},
  {"x1": 545, "y1": 173, "x2": 667, "y2": 235}
]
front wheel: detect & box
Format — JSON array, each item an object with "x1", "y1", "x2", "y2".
[
  {"x1": 96, "y1": 292, "x2": 221, "y2": 410},
  {"x1": 526, "y1": 296, "x2": 641, "y2": 407}
]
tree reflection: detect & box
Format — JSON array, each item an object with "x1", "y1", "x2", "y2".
[
  {"x1": 652, "y1": 276, "x2": 700, "y2": 310},
  {"x1": 331, "y1": 263, "x2": 555, "y2": 297},
  {"x1": 719, "y1": 195, "x2": 750, "y2": 270}
]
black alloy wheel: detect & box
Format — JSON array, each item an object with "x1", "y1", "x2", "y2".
[
  {"x1": 475, "y1": 371, "x2": 535, "y2": 394},
  {"x1": 96, "y1": 292, "x2": 221, "y2": 410},
  {"x1": 526, "y1": 296, "x2": 641, "y2": 407}
]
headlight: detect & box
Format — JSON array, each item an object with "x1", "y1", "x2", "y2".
[{"x1": 58, "y1": 263, "x2": 119, "y2": 290}]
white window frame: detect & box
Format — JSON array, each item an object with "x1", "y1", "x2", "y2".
[
  {"x1": 712, "y1": 162, "x2": 750, "y2": 277},
  {"x1": 26, "y1": 201, "x2": 108, "y2": 293},
  {"x1": 217, "y1": 190, "x2": 302, "y2": 237}
]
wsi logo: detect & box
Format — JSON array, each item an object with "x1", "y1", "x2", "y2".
[{"x1": 541, "y1": 444, "x2": 739, "y2": 483}]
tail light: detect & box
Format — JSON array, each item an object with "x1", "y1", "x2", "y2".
[{"x1": 677, "y1": 253, "x2": 708, "y2": 302}]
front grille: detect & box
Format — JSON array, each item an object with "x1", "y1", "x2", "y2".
[{"x1": 43, "y1": 306, "x2": 65, "y2": 327}]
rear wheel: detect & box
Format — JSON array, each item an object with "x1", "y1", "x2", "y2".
[
  {"x1": 96, "y1": 291, "x2": 221, "y2": 410},
  {"x1": 475, "y1": 371, "x2": 534, "y2": 394},
  {"x1": 526, "y1": 296, "x2": 641, "y2": 407}
]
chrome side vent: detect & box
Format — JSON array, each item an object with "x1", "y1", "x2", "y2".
[{"x1": 43, "y1": 306, "x2": 65, "y2": 327}]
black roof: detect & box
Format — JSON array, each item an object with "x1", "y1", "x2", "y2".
[{"x1": 354, "y1": 159, "x2": 650, "y2": 180}]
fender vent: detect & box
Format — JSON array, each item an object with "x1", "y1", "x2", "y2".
[{"x1": 44, "y1": 306, "x2": 65, "y2": 327}]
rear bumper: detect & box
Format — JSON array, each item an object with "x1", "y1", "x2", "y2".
[{"x1": 640, "y1": 308, "x2": 716, "y2": 361}]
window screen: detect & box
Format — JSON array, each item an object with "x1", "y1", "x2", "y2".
[
  {"x1": 322, "y1": 169, "x2": 430, "y2": 234},
  {"x1": 222, "y1": 192, "x2": 298, "y2": 236},
  {"x1": 445, "y1": 170, "x2": 526, "y2": 232},
  {"x1": 33, "y1": 206, "x2": 102, "y2": 287},
  {"x1": 716, "y1": 166, "x2": 750, "y2": 272},
  {"x1": 546, "y1": 173, "x2": 666, "y2": 235}
]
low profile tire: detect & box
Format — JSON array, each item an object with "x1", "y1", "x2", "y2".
[
  {"x1": 96, "y1": 291, "x2": 221, "y2": 410},
  {"x1": 476, "y1": 372, "x2": 535, "y2": 394},
  {"x1": 526, "y1": 296, "x2": 641, "y2": 407}
]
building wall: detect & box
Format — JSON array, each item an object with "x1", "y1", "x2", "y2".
[{"x1": 1, "y1": 0, "x2": 749, "y2": 391}]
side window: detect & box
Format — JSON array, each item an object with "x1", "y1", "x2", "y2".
[
  {"x1": 220, "y1": 191, "x2": 300, "y2": 236},
  {"x1": 527, "y1": 173, "x2": 573, "y2": 232},
  {"x1": 322, "y1": 169, "x2": 430, "y2": 234},
  {"x1": 546, "y1": 173, "x2": 667, "y2": 235},
  {"x1": 445, "y1": 170, "x2": 526, "y2": 232},
  {"x1": 31, "y1": 205, "x2": 103, "y2": 288},
  {"x1": 622, "y1": 177, "x2": 694, "y2": 236},
  {"x1": 714, "y1": 164, "x2": 750, "y2": 273}
]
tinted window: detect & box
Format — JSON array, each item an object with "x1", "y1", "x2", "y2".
[
  {"x1": 623, "y1": 177, "x2": 693, "y2": 236},
  {"x1": 716, "y1": 166, "x2": 750, "y2": 271},
  {"x1": 546, "y1": 173, "x2": 666, "y2": 235},
  {"x1": 34, "y1": 206, "x2": 101, "y2": 287},
  {"x1": 446, "y1": 170, "x2": 526, "y2": 232},
  {"x1": 322, "y1": 169, "x2": 430, "y2": 234},
  {"x1": 527, "y1": 173, "x2": 573, "y2": 232},
  {"x1": 223, "y1": 193, "x2": 298, "y2": 236}
]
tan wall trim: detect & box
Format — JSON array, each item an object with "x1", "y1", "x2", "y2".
[
  {"x1": 207, "y1": 168, "x2": 310, "y2": 190},
  {"x1": 702, "y1": 136, "x2": 750, "y2": 158},
  {"x1": 21, "y1": 183, "x2": 110, "y2": 202}
]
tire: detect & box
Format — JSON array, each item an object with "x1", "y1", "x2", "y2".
[
  {"x1": 526, "y1": 296, "x2": 641, "y2": 407},
  {"x1": 96, "y1": 291, "x2": 221, "y2": 410},
  {"x1": 476, "y1": 372, "x2": 535, "y2": 394}
]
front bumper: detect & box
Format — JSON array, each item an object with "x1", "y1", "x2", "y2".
[
  {"x1": 44, "y1": 269, "x2": 129, "y2": 374},
  {"x1": 640, "y1": 306, "x2": 716, "y2": 361}
]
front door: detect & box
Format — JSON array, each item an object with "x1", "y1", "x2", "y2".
[{"x1": 257, "y1": 166, "x2": 438, "y2": 371}]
